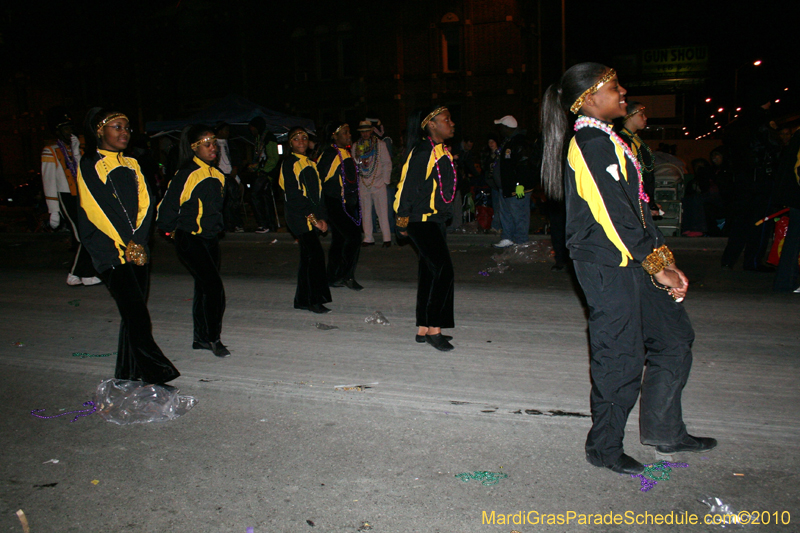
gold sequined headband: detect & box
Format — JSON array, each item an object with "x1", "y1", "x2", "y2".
[
  {"x1": 191, "y1": 135, "x2": 216, "y2": 149},
  {"x1": 569, "y1": 69, "x2": 617, "y2": 114},
  {"x1": 96, "y1": 113, "x2": 129, "y2": 134},
  {"x1": 290, "y1": 130, "x2": 309, "y2": 141},
  {"x1": 333, "y1": 124, "x2": 348, "y2": 136},
  {"x1": 624, "y1": 105, "x2": 645, "y2": 121},
  {"x1": 421, "y1": 107, "x2": 448, "y2": 130}
]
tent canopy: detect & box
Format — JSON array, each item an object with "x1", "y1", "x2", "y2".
[{"x1": 145, "y1": 94, "x2": 315, "y2": 136}]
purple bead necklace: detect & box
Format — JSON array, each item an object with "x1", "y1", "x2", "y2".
[{"x1": 428, "y1": 138, "x2": 457, "y2": 204}]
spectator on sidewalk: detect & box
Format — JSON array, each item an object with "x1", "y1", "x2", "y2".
[
  {"x1": 216, "y1": 122, "x2": 244, "y2": 233},
  {"x1": 41, "y1": 108, "x2": 101, "y2": 286},
  {"x1": 248, "y1": 117, "x2": 280, "y2": 233},
  {"x1": 481, "y1": 134, "x2": 503, "y2": 235},
  {"x1": 493, "y1": 115, "x2": 537, "y2": 248},
  {"x1": 353, "y1": 120, "x2": 393, "y2": 247}
]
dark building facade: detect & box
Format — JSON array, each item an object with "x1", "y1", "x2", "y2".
[{"x1": 281, "y1": 0, "x2": 542, "y2": 143}]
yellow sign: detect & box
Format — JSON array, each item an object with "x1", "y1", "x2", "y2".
[{"x1": 642, "y1": 46, "x2": 708, "y2": 78}]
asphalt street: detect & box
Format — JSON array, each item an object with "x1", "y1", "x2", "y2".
[{"x1": 0, "y1": 232, "x2": 798, "y2": 532}]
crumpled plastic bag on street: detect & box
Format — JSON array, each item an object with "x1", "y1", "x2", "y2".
[
  {"x1": 486, "y1": 263, "x2": 512, "y2": 274},
  {"x1": 697, "y1": 496, "x2": 748, "y2": 529},
  {"x1": 490, "y1": 240, "x2": 553, "y2": 265},
  {"x1": 94, "y1": 378, "x2": 197, "y2": 425},
  {"x1": 452, "y1": 220, "x2": 484, "y2": 234},
  {"x1": 365, "y1": 311, "x2": 390, "y2": 325}
]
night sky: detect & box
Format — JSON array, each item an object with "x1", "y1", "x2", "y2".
[{"x1": 2, "y1": 1, "x2": 798, "y2": 127}]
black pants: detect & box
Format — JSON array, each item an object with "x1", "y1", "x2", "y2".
[
  {"x1": 59, "y1": 192, "x2": 97, "y2": 278},
  {"x1": 406, "y1": 221, "x2": 454, "y2": 328},
  {"x1": 223, "y1": 175, "x2": 244, "y2": 230},
  {"x1": 721, "y1": 177, "x2": 776, "y2": 268},
  {"x1": 250, "y1": 173, "x2": 277, "y2": 230},
  {"x1": 573, "y1": 261, "x2": 693, "y2": 466},
  {"x1": 294, "y1": 230, "x2": 332, "y2": 309},
  {"x1": 174, "y1": 230, "x2": 225, "y2": 343},
  {"x1": 101, "y1": 262, "x2": 180, "y2": 385},
  {"x1": 324, "y1": 195, "x2": 361, "y2": 283}
]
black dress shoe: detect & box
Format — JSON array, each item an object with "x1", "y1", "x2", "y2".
[
  {"x1": 193, "y1": 340, "x2": 230, "y2": 358},
  {"x1": 308, "y1": 303, "x2": 331, "y2": 314},
  {"x1": 343, "y1": 279, "x2": 364, "y2": 291},
  {"x1": 382, "y1": 241, "x2": 391, "y2": 248},
  {"x1": 656, "y1": 435, "x2": 717, "y2": 454},
  {"x1": 425, "y1": 333, "x2": 454, "y2": 351},
  {"x1": 606, "y1": 453, "x2": 645, "y2": 475},
  {"x1": 210, "y1": 341, "x2": 230, "y2": 358},
  {"x1": 415, "y1": 334, "x2": 453, "y2": 343},
  {"x1": 329, "y1": 279, "x2": 345, "y2": 288},
  {"x1": 361, "y1": 241, "x2": 375, "y2": 247}
]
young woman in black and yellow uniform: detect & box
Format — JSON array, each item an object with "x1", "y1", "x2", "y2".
[
  {"x1": 279, "y1": 127, "x2": 332, "y2": 313},
  {"x1": 615, "y1": 101, "x2": 660, "y2": 216},
  {"x1": 157, "y1": 125, "x2": 229, "y2": 357},
  {"x1": 316, "y1": 122, "x2": 363, "y2": 290},
  {"x1": 394, "y1": 107, "x2": 457, "y2": 352},
  {"x1": 76, "y1": 108, "x2": 180, "y2": 385},
  {"x1": 539, "y1": 63, "x2": 715, "y2": 476}
]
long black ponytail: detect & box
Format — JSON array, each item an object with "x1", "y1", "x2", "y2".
[{"x1": 539, "y1": 62, "x2": 609, "y2": 200}]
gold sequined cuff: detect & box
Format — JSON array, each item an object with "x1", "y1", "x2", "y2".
[
  {"x1": 396, "y1": 216, "x2": 409, "y2": 228},
  {"x1": 125, "y1": 240, "x2": 148, "y2": 266},
  {"x1": 307, "y1": 213, "x2": 318, "y2": 227},
  {"x1": 642, "y1": 245, "x2": 675, "y2": 275}
]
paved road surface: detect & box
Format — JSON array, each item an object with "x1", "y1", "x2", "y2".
[{"x1": 1, "y1": 233, "x2": 798, "y2": 532}]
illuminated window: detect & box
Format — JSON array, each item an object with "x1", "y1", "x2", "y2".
[{"x1": 441, "y1": 13, "x2": 461, "y2": 73}]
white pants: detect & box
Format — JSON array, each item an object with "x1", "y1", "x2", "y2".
[{"x1": 359, "y1": 185, "x2": 391, "y2": 243}]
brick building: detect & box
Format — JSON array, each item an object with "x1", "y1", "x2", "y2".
[{"x1": 282, "y1": 0, "x2": 542, "y2": 144}]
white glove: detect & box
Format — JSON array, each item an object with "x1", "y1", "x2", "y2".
[{"x1": 49, "y1": 212, "x2": 61, "y2": 229}]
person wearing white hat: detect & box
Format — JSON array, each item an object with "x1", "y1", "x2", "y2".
[
  {"x1": 353, "y1": 120, "x2": 393, "y2": 247},
  {"x1": 492, "y1": 115, "x2": 536, "y2": 248}
]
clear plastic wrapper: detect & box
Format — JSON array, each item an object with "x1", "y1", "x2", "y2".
[
  {"x1": 94, "y1": 378, "x2": 197, "y2": 425},
  {"x1": 364, "y1": 311, "x2": 390, "y2": 325},
  {"x1": 697, "y1": 496, "x2": 748, "y2": 529},
  {"x1": 486, "y1": 263, "x2": 512, "y2": 274},
  {"x1": 490, "y1": 239, "x2": 553, "y2": 265},
  {"x1": 452, "y1": 220, "x2": 484, "y2": 234}
]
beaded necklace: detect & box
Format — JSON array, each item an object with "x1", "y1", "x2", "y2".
[
  {"x1": 334, "y1": 146, "x2": 361, "y2": 225},
  {"x1": 623, "y1": 128, "x2": 656, "y2": 174},
  {"x1": 100, "y1": 152, "x2": 140, "y2": 233},
  {"x1": 56, "y1": 139, "x2": 78, "y2": 179},
  {"x1": 295, "y1": 152, "x2": 321, "y2": 208},
  {"x1": 428, "y1": 138, "x2": 457, "y2": 204},
  {"x1": 100, "y1": 151, "x2": 147, "y2": 265},
  {"x1": 574, "y1": 116, "x2": 649, "y2": 226},
  {"x1": 354, "y1": 137, "x2": 380, "y2": 187},
  {"x1": 489, "y1": 148, "x2": 501, "y2": 171}
]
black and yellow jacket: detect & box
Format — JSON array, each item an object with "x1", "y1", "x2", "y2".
[
  {"x1": 393, "y1": 139, "x2": 456, "y2": 225},
  {"x1": 156, "y1": 157, "x2": 225, "y2": 238},
  {"x1": 77, "y1": 149, "x2": 154, "y2": 273},
  {"x1": 565, "y1": 124, "x2": 663, "y2": 268},
  {"x1": 617, "y1": 128, "x2": 657, "y2": 209},
  {"x1": 279, "y1": 152, "x2": 327, "y2": 235},
  {"x1": 316, "y1": 145, "x2": 359, "y2": 200}
]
